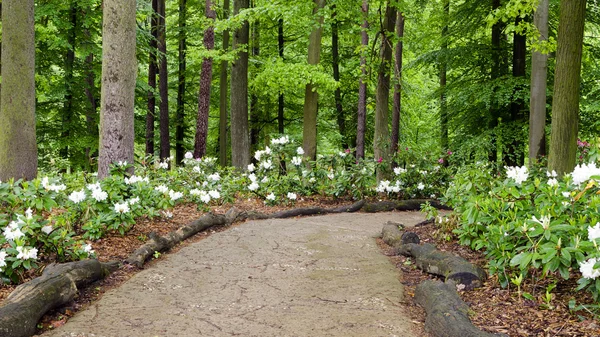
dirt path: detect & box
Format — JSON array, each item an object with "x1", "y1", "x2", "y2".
[{"x1": 43, "y1": 212, "x2": 426, "y2": 337}]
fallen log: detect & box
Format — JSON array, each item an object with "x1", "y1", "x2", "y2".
[
  {"x1": 415, "y1": 279, "x2": 506, "y2": 337},
  {"x1": 125, "y1": 208, "x2": 241, "y2": 268},
  {"x1": 0, "y1": 260, "x2": 118, "y2": 337},
  {"x1": 240, "y1": 200, "x2": 367, "y2": 220},
  {"x1": 363, "y1": 199, "x2": 451, "y2": 213}
]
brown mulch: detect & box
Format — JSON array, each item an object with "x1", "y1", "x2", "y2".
[{"x1": 379, "y1": 220, "x2": 600, "y2": 337}]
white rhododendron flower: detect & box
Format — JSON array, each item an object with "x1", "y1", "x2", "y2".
[
  {"x1": 271, "y1": 135, "x2": 289, "y2": 145},
  {"x1": 291, "y1": 156, "x2": 302, "y2": 166},
  {"x1": 114, "y1": 202, "x2": 130, "y2": 214},
  {"x1": 25, "y1": 208, "x2": 33, "y2": 219},
  {"x1": 208, "y1": 173, "x2": 220, "y2": 181},
  {"x1": 589, "y1": 223, "x2": 600, "y2": 241},
  {"x1": 547, "y1": 178, "x2": 558, "y2": 187},
  {"x1": 158, "y1": 161, "x2": 169, "y2": 169},
  {"x1": 287, "y1": 192, "x2": 297, "y2": 200},
  {"x1": 83, "y1": 244, "x2": 95, "y2": 255},
  {"x1": 16, "y1": 246, "x2": 38, "y2": 260},
  {"x1": 546, "y1": 170, "x2": 558, "y2": 178},
  {"x1": 87, "y1": 182, "x2": 101, "y2": 191},
  {"x1": 190, "y1": 189, "x2": 202, "y2": 196},
  {"x1": 266, "y1": 193, "x2": 276, "y2": 201},
  {"x1": 327, "y1": 171, "x2": 335, "y2": 180},
  {"x1": 394, "y1": 167, "x2": 406, "y2": 175},
  {"x1": 417, "y1": 183, "x2": 425, "y2": 190},
  {"x1": 247, "y1": 163, "x2": 255, "y2": 172},
  {"x1": 296, "y1": 147, "x2": 304, "y2": 155},
  {"x1": 193, "y1": 166, "x2": 202, "y2": 173},
  {"x1": 169, "y1": 190, "x2": 183, "y2": 201},
  {"x1": 0, "y1": 251, "x2": 7, "y2": 270},
  {"x1": 580, "y1": 258, "x2": 600, "y2": 279},
  {"x1": 129, "y1": 197, "x2": 140, "y2": 205},
  {"x1": 571, "y1": 163, "x2": 600, "y2": 185},
  {"x1": 68, "y1": 190, "x2": 86, "y2": 204},
  {"x1": 4, "y1": 221, "x2": 24, "y2": 241},
  {"x1": 531, "y1": 215, "x2": 551, "y2": 230},
  {"x1": 124, "y1": 175, "x2": 148, "y2": 185},
  {"x1": 41, "y1": 225, "x2": 53, "y2": 235},
  {"x1": 260, "y1": 160, "x2": 273, "y2": 170},
  {"x1": 248, "y1": 182, "x2": 260, "y2": 191},
  {"x1": 208, "y1": 190, "x2": 220, "y2": 199},
  {"x1": 505, "y1": 165, "x2": 529, "y2": 185},
  {"x1": 200, "y1": 192, "x2": 211, "y2": 204},
  {"x1": 185, "y1": 151, "x2": 194, "y2": 159},
  {"x1": 155, "y1": 185, "x2": 169, "y2": 194},
  {"x1": 91, "y1": 188, "x2": 108, "y2": 202}
]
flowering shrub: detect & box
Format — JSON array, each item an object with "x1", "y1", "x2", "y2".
[{"x1": 442, "y1": 159, "x2": 600, "y2": 300}]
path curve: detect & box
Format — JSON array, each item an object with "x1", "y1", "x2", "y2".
[{"x1": 44, "y1": 212, "x2": 426, "y2": 337}]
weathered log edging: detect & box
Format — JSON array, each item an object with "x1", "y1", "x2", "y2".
[
  {"x1": 0, "y1": 260, "x2": 119, "y2": 337},
  {"x1": 364, "y1": 199, "x2": 451, "y2": 213}
]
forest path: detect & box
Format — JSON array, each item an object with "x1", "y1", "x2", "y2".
[{"x1": 43, "y1": 212, "x2": 426, "y2": 337}]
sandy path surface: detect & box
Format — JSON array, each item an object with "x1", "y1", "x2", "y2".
[{"x1": 44, "y1": 212, "x2": 426, "y2": 337}]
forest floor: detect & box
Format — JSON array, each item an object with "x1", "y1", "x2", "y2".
[{"x1": 0, "y1": 198, "x2": 599, "y2": 336}]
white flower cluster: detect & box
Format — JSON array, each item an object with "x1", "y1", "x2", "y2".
[
  {"x1": 297, "y1": 147, "x2": 304, "y2": 155},
  {"x1": 207, "y1": 173, "x2": 220, "y2": 181},
  {"x1": 124, "y1": 175, "x2": 149, "y2": 185},
  {"x1": 169, "y1": 190, "x2": 183, "y2": 201},
  {"x1": 571, "y1": 162, "x2": 600, "y2": 185},
  {"x1": 393, "y1": 167, "x2": 407, "y2": 175},
  {"x1": 248, "y1": 173, "x2": 260, "y2": 191},
  {"x1": 41, "y1": 177, "x2": 66, "y2": 192},
  {"x1": 16, "y1": 246, "x2": 37, "y2": 260},
  {"x1": 505, "y1": 166, "x2": 529, "y2": 185},
  {"x1": 579, "y1": 223, "x2": 600, "y2": 280},
  {"x1": 271, "y1": 135, "x2": 289, "y2": 145},
  {"x1": 376, "y1": 180, "x2": 401, "y2": 194},
  {"x1": 531, "y1": 215, "x2": 551, "y2": 230},
  {"x1": 266, "y1": 193, "x2": 276, "y2": 201},
  {"x1": 190, "y1": 189, "x2": 220, "y2": 203},
  {"x1": 291, "y1": 157, "x2": 302, "y2": 166},
  {"x1": 87, "y1": 183, "x2": 108, "y2": 202},
  {"x1": 287, "y1": 192, "x2": 297, "y2": 200},
  {"x1": 254, "y1": 147, "x2": 271, "y2": 162},
  {"x1": 68, "y1": 189, "x2": 86, "y2": 204},
  {"x1": 0, "y1": 251, "x2": 7, "y2": 270},
  {"x1": 155, "y1": 185, "x2": 169, "y2": 194},
  {"x1": 3, "y1": 220, "x2": 25, "y2": 240},
  {"x1": 185, "y1": 151, "x2": 194, "y2": 160},
  {"x1": 114, "y1": 202, "x2": 130, "y2": 214}
]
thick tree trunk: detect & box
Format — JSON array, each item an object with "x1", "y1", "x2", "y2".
[
  {"x1": 60, "y1": 4, "x2": 78, "y2": 164},
  {"x1": 194, "y1": 0, "x2": 216, "y2": 159},
  {"x1": 505, "y1": 16, "x2": 527, "y2": 167},
  {"x1": 302, "y1": 0, "x2": 326, "y2": 160},
  {"x1": 391, "y1": 12, "x2": 404, "y2": 160},
  {"x1": 374, "y1": 3, "x2": 396, "y2": 179},
  {"x1": 175, "y1": 0, "x2": 187, "y2": 164},
  {"x1": 0, "y1": 260, "x2": 118, "y2": 337},
  {"x1": 146, "y1": 0, "x2": 158, "y2": 157},
  {"x1": 0, "y1": 0, "x2": 37, "y2": 181},
  {"x1": 278, "y1": 18, "x2": 285, "y2": 134},
  {"x1": 158, "y1": 0, "x2": 171, "y2": 162},
  {"x1": 440, "y1": 0, "x2": 449, "y2": 154},
  {"x1": 356, "y1": 0, "x2": 369, "y2": 160},
  {"x1": 529, "y1": 0, "x2": 549, "y2": 163},
  {"x1": 98, "y1": 0, "x2": 137, "y2": 178},
  {"x1": 250, "y1": 18, "x2": 260, "y2": 152},
  {"x1": 230, "y1": 0, "x2": 251, "y2": 169},
  {"x1": 218, "y1": 0, "x2": 230, "y2": 167},
  {"x1": 549, "y1": 0, "x2": 586, "y2": 176},
  {"x1": 332, "y1": 5, "x2": 346, "y2": 149}
]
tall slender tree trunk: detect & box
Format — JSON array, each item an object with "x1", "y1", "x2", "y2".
[
  {"x1": 60, "y1": 3, "x2": 78, "y2": 165},
  {"x1": 158, "y1": 0, "x2": 170, "y2": 162},
  {"x1": 391, "y1": 11, "x2": 404, "y2": 161},
  {"x1": 230, "y1": 0, "x2": 250, "y2": 168},
  {"x1": 98, "y1": 0, "x2": 137, "y2": 179},
  {"x1": 278, "y1": 18, "x2": 285, "y2": 134},
  {"x1": 529, "y1": 0, "x2": 549, "y2": 163},
  {"x1": 218, "y1": 0, "x2": 230, "y2": 166},
  {"x1": 194, "y1": 0, "x2": 216, "y2": 159},
  {"x1": 146, "y1": 0, "x2": 158, "y2": 157},
  {"x1": 356, "y1": 0, "x2": 368, "y2": 160},
  {"x1": 374, "y1": 3, "x2": 396, "y2": 179},
  {"x1": 439, "y1": 0, "x2": 449, "y2": 154},
  {"x1": 332, "y1": 4, "x2": 346, "y2": 149},
  {"x1": 84, "y1": 52, "x2": 98, "y2": 170},
  {"x1": 250, "y1": 17, "x2": 260, "y2": 151},
  {"x1": 549, "y1": 0, "x2": 586, "y2": 176},
  {"x1": 0, "y1": 0, "x2": 37, "y2": 181},
  {"x1": 489, "y1": 0, "x2": 507, "y2": 166},
  {"x1": 506, "y1": 16, "x2": 527, "y2": 167},
  {"x1": 175, "y1": 0, "x2": 187, "y2": 164},
  {"x1": 302, "y1": 0, "x2": 326, "y2": 160}
]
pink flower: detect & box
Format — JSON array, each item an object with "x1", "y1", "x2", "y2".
[
  {"x1": 345, "y1": 149, "x2": 351, "y2": 154},
  {"x1": 447, "y1": 151, "x2": 453, "y2": 155},
  {"x1": 377, "y1": 157, "x2": 383, "y2": 163},
  {"x1": 438, "y1": 158, "x2": 445, "y2": 164},
  {"x1": 578, "y1": 139, "x2": 590, "y2": 148}
]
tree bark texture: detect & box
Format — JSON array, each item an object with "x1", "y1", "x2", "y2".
[
  {"x1": 374, "y1": 3, "x2": 396, "y2": 178},
  {"x1": 60, "y1": 3, "x2": 78, "y2": 163},
  {"x1": 549, "y1": 0, "x2": 586, "y2": 176},
  {"x1": 230, "y1": 0, "x2": 251, "y2": 169},
  {"x1": 506, "y1": 16, "x2": 527, "y2": 167},
  {"x1": 84, "y1": 52, "x2": 98, "y2": 170},
  {"x1": 529, "y1": 0, "x2": 549, "y2": 163},
  {"x1": 278, "y1": 18, "x2": 285, "y2": 134},
  {"x1": 302, "y1": 0, "x2": 326, "y2": 161},
  {"x1": 0, "y1": 0, "x2": 37, "y2": 181},
  {"x1": 391, "y1": 12, "x2": 404, "y2": 159},
  {"x1": 158, "y1": 0, "x2": 171, "y2": 162},
  {"x1": 0, "y1": 260, "x2": 118, "y2": 337},
  {"x1": 195, "y1": 0, "x2": 216, "y2": 159},
  {"x1": 489, "y1": 0, "x2": 508, "y2": 165},
  {"x1": 98, "y1": 0, "x2": 137, "y2": 178},
  {"x1": 175, "y1": 0, "x2": 187, "y2": 165},
  {"x1": 250, "y1": 19, "x2": 261, "y2": 152},
  {"x1": 440, "y1": 0, "x2": 449, "y2": 153},
  {"x1": 356, "y1": 0, "x2": 369, "y2": 160},
  {"x1": 219, "y1": 0, "x2": 230, "y2": 167},
  {"x1": 146, "y1": 0, "x2": 158, "y2": 157},
  {"x1": 332, "y1": 5, "x2": 346, "y2": 149}
]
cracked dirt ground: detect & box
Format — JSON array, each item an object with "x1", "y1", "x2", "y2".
[{"x1": 44, "y1": 212, "x2": 426, "y2": 337}]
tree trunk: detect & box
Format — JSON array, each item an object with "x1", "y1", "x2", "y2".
[
  {"x1": 440, "y1": 0, "x2": 449, "y2": 154},
  {"x1": 60, "y1": 3, "x2": 78, "y2": 165},
  {"x1": 97, "y1": 0, "x2": 137, "y2": 179},
  {"x1": 356, "y1": 0, "x2": 368, "y2": 160},
  {"x1": 0, "y1": 0, "x2": 37, "y2": 181},
  {"x1": 84, "y1": 52, "x2": 98, "y2": 170},
  {"x1": 548, "y1": 0, "x2": 586, "y2": 176},
  {"x1": 391, "y1": 12, "x2": 404, "y2": 161},
  {"x1": 194, "y1": 0, "x2": 216, "y2": 159},
  {"x1": 302, "y1": 0, "x2": 326, "y2": 161},
  {"x1": 230, "y1": 0, "x2": 250, "y2": 169},
  {"x1": 374, "y1": 3, "x2": 396, "y2": 179},
  {"x1": 218, "y1": 0, "x2": 230, "y2": 167},
  {"x1": 489, "y1": 0, "x2": 507, "y2": 166},
  {"x1": 278, "y1": 18, "x2": 285, "y2": 134},
  {"x1": 332, "y1": 4, "x2": 346, "y2": 149},
  {"x1": 250, "y1": 18, "x2": 260, "y2": 152},
  {"x1": 529, "y1": 0, "x2": 549, "y2": 163},
  {"x1": 175, "y1": 0, "x2": 187, "y2": 164},
  {"x1": 505, "y1": 16, "x2": 527, "y2": 167},
  {"x1": 158, "y1": 0, "x2": 170, "y2": 162},
  {"x1": 146, "y1": 0, "x2": 158, "y2": 157}
]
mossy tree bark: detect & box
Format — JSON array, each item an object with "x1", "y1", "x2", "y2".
[
  {"x1": 0, "y1": 0, "x2": 37, "y2": 181},
  {"x1": 548, "y1": 0, "x2": 586, "y2": 176},
  {"x1": 98, "y1": 0, "x2": 137, "y2": 179},
  {"x1": 231, "y1": 0, "x2": 251, "y2": 169},
  {"x1": 302, "y1": 0, "x2": 326, "y2": 161}
]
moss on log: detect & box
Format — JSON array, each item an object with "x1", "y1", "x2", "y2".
[
  {"x1": 0, "y1": 260, "x2": 118, "y2": 337},
  {"x1": 415, "y1": 279, "x2": 506, "y2": 337},
  {"x1": 363, "y1": 199, "x2": 451, "y2": 213}
]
